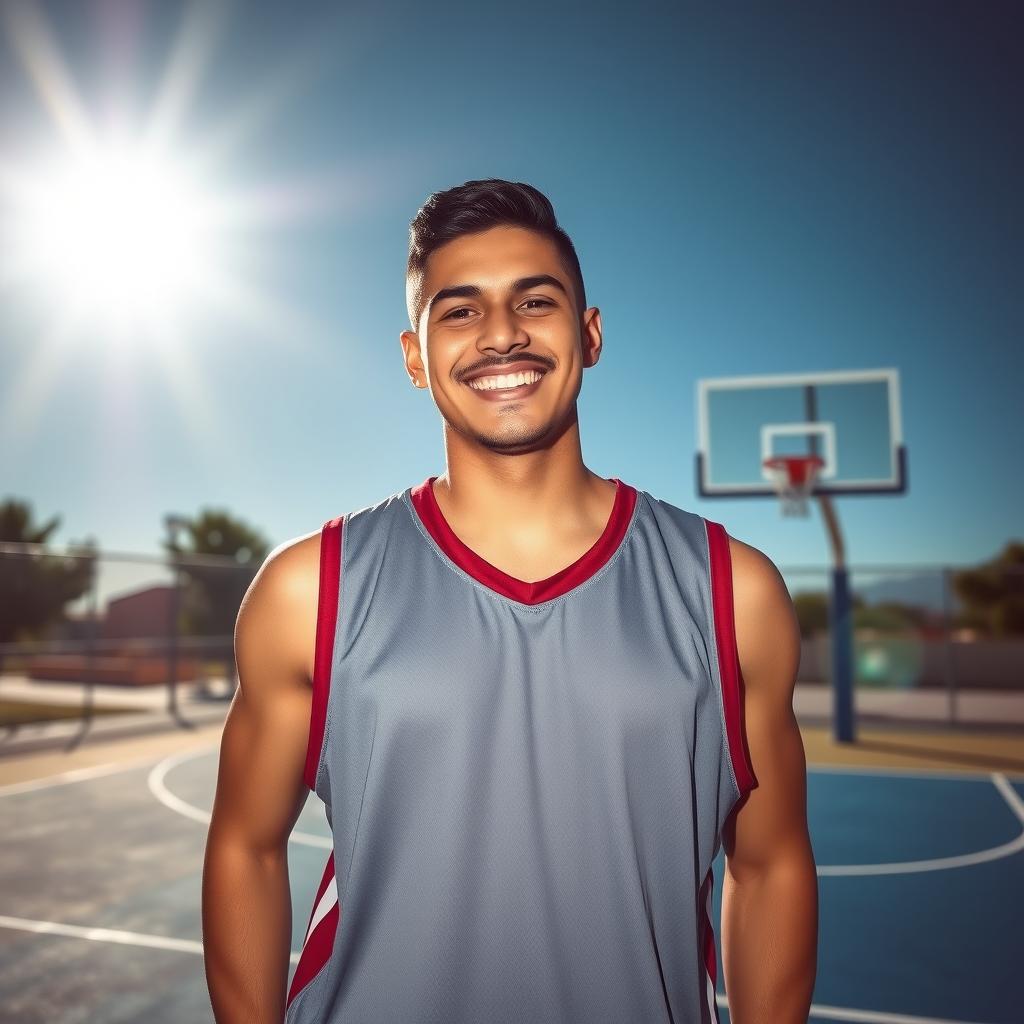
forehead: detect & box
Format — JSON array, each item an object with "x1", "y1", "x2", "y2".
[{"x1": 424, "y1": 224, "x2": 565, "y2": 290}]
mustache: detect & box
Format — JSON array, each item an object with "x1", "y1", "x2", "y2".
[{"x1": 459, "y1": 357, "x2": 552, "y2": 381}]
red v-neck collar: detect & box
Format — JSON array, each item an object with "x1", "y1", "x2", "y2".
[{"x1": 408, "y1": 475, "x2": 638, "y2": 605}]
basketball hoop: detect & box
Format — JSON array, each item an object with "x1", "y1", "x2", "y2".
[{"x1": 762, "y1": 455, "x2": 825, "y2": 517}]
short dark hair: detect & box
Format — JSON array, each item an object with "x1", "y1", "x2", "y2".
[{"x1": 406, "y1": 178, "x2": 587, "y2": 331}]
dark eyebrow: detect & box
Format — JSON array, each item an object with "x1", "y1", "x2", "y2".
[{"x1": 428, "y1": 274, "x2": 568, "y2": 313}]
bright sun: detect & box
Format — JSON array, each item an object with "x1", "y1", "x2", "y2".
[
  {"x1": 0, "y1": 0, "x2": 347, "y2": 449},
  {"x1": 13, "y1": 141, "x2": 218, "y2": 333}
]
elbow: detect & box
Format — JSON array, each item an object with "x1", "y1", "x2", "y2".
[{"x1": 726, "y1": 830, "x2": 817, "y2": 887}]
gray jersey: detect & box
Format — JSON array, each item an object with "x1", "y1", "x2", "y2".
[{"x1": 284, "y1": 476, "x2": 757, "y2": 1023}]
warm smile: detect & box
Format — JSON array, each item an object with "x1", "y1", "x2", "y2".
[{"x1": 463, "y1": 369, "x2": 546, "y2": 401}]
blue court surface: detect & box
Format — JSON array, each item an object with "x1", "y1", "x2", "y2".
[{"x1": 1, "y1": 741, "x2": 1021, "y2": 1023}]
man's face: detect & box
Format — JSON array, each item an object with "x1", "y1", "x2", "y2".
[{"x1": 400, "y1": 224, "x2": 602, "y2": 455}]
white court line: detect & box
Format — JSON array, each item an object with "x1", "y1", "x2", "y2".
[
  {"x1": 0, "y1": 915, "x2": 997, "y2": 1024},
  {"x1": 784, "y1": 1000, "x2": 1000, "y2": 1024},
  {"x1": 3, "y1": 742, "x2": 1019, "y2": 796},
  {"x1": 0, "y1": 914, "x2": 300, "y2": 963},
  {"x1": 716, "y1": 988, "x2": 1003, "y2": 1023},
  {"x1": 993, "y1": 772, "x2": 1024, "y2": 824},
  {"x1": 0, "y1": 749, "x2": 186, "y2": 797},
  {"x1": 817, "y1": 771, "x2": 1024, "y2": 876},
  {"x1": 7, "y1": 743, "x2": 1021, "y2": 870},
  {"x1": 146, "y1": 747, "x2": 1024, "y2": 870},
  {"x1": 148, "y1": 745, "x2": 332, "y2": 849},
  {"x1": 808, "y1": 763, "x2": 1024, "y2": 783}
]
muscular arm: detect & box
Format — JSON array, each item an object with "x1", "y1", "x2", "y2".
[
  {"x1": 720, "y1": 537, "x2": 818, "y2": 1024},
  {"x1": 202, "y1": 533, "x2": 320, "y2": 1024}
]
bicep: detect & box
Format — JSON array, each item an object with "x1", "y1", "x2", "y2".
[
  {"x1": 207, "y1": 541, "x2": 319, "y2": 860},
  {"x1": 722, "y1": 538, "x2": 812, "y2": 880}
]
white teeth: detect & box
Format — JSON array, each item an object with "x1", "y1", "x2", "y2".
[{"x1": 467, "y1": 370, "x2": 544, "y2": 391}]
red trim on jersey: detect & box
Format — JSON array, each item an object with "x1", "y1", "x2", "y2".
[
  {"x1": 705, "y1": 519, "x2": 758, "y2": 800},
  {"x1": 409, "y1": 476, "x2": 637, "y2": 604},
  {"x1": 701, "y1": 869, "x2": 721, "y2": 1023},
  {"x1": 303, "y1": 516, "x2": 343, "y2": 792},
  {"x1": 304, "y1": 851, "x2": 338, "y2": 942},
  {"x1": 285, "y1": 852, "x2": 340, "y2": 1014},
  {"x1": 703, "y1": 902, "x2": 717, "y2": 988}
]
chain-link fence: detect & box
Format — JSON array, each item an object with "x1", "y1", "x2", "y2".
[
  {"x1": 0, "y1": 541, "x2": 257, "y2": 737},
  {"x1": 1, "y1": 543, "x2": 1022, "y2": 730},
  {"x1": 783, "y1": 563, "x2": 1024, "y2": 727}
]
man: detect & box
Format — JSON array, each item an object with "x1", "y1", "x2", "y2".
[{"x1": 202, "y1": 178, "x2": 818, "y2": 1024}]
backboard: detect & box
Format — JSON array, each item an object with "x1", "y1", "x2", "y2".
[{"x1": 696, "y1": 368, "x2": 906, "y2": 498}]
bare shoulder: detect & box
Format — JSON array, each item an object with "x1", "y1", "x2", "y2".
[
  {"x1": 210, "y1": 527, "x2": 325, "y2": 854},
  {"x1": 235, "y1": 527, "x2": 324, "y2": 693},
  {"x1": 726, "y1": 534, "x2": 789, "y2": 603},
  {"x1": 726, "y1": 534, "x2": 801, "y2": 692}
]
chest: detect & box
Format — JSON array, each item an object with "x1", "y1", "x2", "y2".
[{"x1": 336, "y1": 558, "x2": 714, "y2": 758}]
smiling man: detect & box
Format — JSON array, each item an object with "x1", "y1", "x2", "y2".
[{"x1": 202, "y1": 179, "x2": 818, "y2": 1024}]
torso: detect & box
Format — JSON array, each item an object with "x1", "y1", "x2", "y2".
[{"x1": 283, "y1": 477, "x2": 756, "y2": 1024}]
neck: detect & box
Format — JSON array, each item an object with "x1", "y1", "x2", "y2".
[{"x1": 432, "y1": 436, "x2": 613, "y2": 549}]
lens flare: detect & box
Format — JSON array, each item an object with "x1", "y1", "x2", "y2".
[{"x1": 14, "y1": 143, "x2": 218, "y2": 331}]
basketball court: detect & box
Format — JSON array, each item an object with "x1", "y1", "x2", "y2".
[{"x1": 0, "y1": 685, "x2": 1021, "y2": 1024}]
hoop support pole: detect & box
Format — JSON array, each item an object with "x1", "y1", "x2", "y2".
[{"x1": 816, "y1": 493, "x2": 855, "y2": 743}]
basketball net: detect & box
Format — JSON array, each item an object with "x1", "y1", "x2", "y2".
[{"x1": 763, "y1": 455, "x2": 825, "y2": 517}]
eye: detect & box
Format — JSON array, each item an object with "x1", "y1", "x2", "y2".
[{"x1": 442, "y1": 298, "x2": 553, "y2": 321}]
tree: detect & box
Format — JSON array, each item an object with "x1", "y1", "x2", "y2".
[
  {"x1": 792, "y1": 590, "x2": 868, "y2": 637},
  {"x1": 792, "y1": 591, "x2": 830, "y2": 637},
  {"x1": 163, "y1": 509, "x2": 270, "y2": 686},
  {"x1": 951, "y1": 541, "x2": 1024, "y2": 636},
  {"x1": 853, "y1": 601, "x2": 930, "y2": 633},
  {"x1": 0, "y1": 499, "x2": 97, "y2": 645}
]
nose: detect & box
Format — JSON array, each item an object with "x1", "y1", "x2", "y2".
[{"x1": 478, "y1": 304, "x2": 529, "y2": 353}]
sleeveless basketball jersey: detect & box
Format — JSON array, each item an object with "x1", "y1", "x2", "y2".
[{"x1": 284, "y1": 475, "x2": 757, "y2": 1024}]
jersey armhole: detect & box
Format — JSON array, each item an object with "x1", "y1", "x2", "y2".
[
  {"x1": 704, "y1": 518, "x2": 758, "y2": 801},
  {"x1": 302, "y1": 515, "x2": 344, "y2": 792}
]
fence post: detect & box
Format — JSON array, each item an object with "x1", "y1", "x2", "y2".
[
  {"x1": 830, "y1": 566, "x2": 856, "y2": 743},
  {"x1": 165, "y1": 563, "x2": 196, "y2": 728},
  {"x1": 65, "y1": 551, "x2": 99, "y2": 752},
  {"x1": 84, "y1": 569, "x2": 98, "y2": 728},
  {"x1": 167, "y1": 560, "x2": 180, "y2": 706},
  {"x1": 941, "y1": 567, "x2": 958, "y2": 725}
]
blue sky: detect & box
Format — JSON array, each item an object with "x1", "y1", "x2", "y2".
[{"x1": 1, "y1": 0, "x2": 1020, "y2": 570}]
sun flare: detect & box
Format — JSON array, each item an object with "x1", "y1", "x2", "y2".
[
  {"x1": 10, "y1": 141, "x2": 219, "y2": 333},
  {"x1": 0, "y1": 0, "x2": 352, "y2": 453}
]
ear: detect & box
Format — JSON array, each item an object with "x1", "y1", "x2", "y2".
[
  {"x1": 400, "y1": 329, "x2": 426, "y2": 387},
  {"x1": 580, "y1": 306, "x2": 603, "y2": 369}
]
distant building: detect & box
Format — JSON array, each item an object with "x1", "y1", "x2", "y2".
[
  {"x1": 28, "y1": 585, "x2": 202, "y2": 685},
  {"x1": 103, "y1": 585, "x2": 175, "y2": 640}
]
